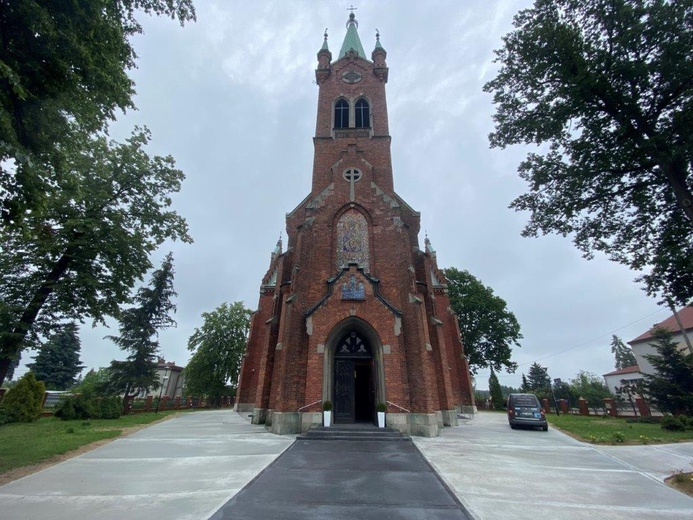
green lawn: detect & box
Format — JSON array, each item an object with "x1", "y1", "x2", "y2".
[
  {"x1": 547, "y1": 413, "x2": 693, "y2": 444},
  {"x1": 0, "y1": 411, "x2": 183, "y2": 474}
]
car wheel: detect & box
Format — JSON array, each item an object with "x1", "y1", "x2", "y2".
[
  {"x1": 510, "y1": 424, "x2": 516, "y2": 430},
  {"x1": 542, "y1": 425, "x2": 548, "y2": 431}
]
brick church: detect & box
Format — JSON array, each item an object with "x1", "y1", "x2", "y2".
[{"x1": 235, "y1": 13, "x2": 474, "y2": 437}]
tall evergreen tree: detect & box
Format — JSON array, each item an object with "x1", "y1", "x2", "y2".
[
  {"x1": 521, "y1": 373, "x2": 529, "y2": 392},
  {"x1": 526, "y1": 362, "x2": 551, "y2": 391},
  {"x1": 611, "y1": 335, "x2": 637, "y2": 369},
  {"x1": 106, "y1": 253, "x2": 177, "y2": 401},
  {"x1": 488, "y1": 369, "x2": 505, "y2": 411},
  {"x1": 643, "y1": 328, "x2": 693, "y2": 415},
  {"x1": 27, "y1": 323, "x2": 84, "y2": 390}
]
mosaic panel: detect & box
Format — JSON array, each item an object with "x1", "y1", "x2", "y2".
[
  {"x1": 336, "y1": 209, "x2": 370, "y2": 272},
  {"x1": 342, "y1": 274, "x2": 365, "y2": 300}
]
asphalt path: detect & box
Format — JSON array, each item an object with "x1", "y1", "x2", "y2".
[{"x1": 210, "y1": 437, "x2": 473, "y2": 519}]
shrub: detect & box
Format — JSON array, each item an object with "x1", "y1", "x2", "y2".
[
  {"x1": 0, "y1": 372, "x2": 45, "y2": 424},
  {"x1": 625, "y1": 416, "x2": 661, "y2": 424},
  {"x1": 322, "y1": 400, "x2": 333, "y2": 411},
  {"x1": 612, "y1": 431, "x2": 625, "y2": 443},
  {"x1": 54, "y1": 395, "x2": 98, "y2": 420},
  {"x1": 661, "y1": 415, "x2": 686, "y2": 432},
  {"x1": 376, "y1": 402, "x2": 387, "y2": 413},
  {"x1": 98, "y1": 397, "x2": 122, "y2": 419}
]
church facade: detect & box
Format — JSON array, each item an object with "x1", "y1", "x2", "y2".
[{"x1": 235, "y1": 14, "x2": 475, "y2": 437}]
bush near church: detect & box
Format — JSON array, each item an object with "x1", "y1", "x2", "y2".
[
  {"x1": 54, "y1": 395, "x2": 123, "y2": 421},
  {"x1": 0, "y1": 372, "x2": 45, "y2": 425}
]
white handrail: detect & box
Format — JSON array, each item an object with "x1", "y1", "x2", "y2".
[
  {"x1": 298, "y1": 400, "x2": 322, "y2": 412},
  {"x1": 386, "y1": 401, "x2": 410, "y2": 413}
]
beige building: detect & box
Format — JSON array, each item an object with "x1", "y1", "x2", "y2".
[{"x1": 628, "y1": 306, "x2": 693, "y2": 377}]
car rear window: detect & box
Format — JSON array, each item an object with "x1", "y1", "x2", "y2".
[{"x1": 511, "y1": 395, "x2": 539, "y2": 407}]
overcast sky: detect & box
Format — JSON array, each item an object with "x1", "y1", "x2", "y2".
[{"x1": 17, "y1": 0, "x2": 670, "y2": 391}]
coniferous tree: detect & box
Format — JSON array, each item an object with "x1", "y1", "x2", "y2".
[
  {"x1": 488, "y1": 369, "x2": 505, "y2": 411},
  {"x1": 521, "y1": 373, "x2": 528, "y2": 392},
  {"x1": 27, "y1": 323, "x2": 84, "y2": 390},
  {"x1": 107, "y1": 253, "x2": 177, "y2": 402},
  {"x1": 526, "y1": 363, "x2": 551, "y2": 392},
  {"x1": 643, "y1": 328, "x2": 693, "y2": 416},
  {"x1": 611, "y1": 335, "x2": 637, "y2": 370}
]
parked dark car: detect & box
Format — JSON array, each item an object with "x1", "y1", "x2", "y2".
[{"x1": 507, "y1": 393, "x2": 548, "y2": 431}]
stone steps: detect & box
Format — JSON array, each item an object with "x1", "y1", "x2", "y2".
[{"x1": 297, "y1": 425, "x2": 410, "y2": 441}]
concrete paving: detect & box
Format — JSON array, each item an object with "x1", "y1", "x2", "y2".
[
  {"x1": 210, "y1": 437, "x2": 473, "y2": 519},
  {"x1": 1, "y1": 410, "x2": 693, "y2": 519},
  {"x1": 0, "y1": 410, "x2": 294, "y2": 520},
  {"x1": 414, "y1": 412, "x2": 693, "y2": 520}
]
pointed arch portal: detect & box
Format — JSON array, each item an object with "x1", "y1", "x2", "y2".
[{"x1": 324, "y1": 318, "x2": 385, "y2": 424}]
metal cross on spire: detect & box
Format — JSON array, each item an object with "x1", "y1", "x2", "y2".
[{"x1": 346, "y1": 5, "x2": 358, "y2": 28}]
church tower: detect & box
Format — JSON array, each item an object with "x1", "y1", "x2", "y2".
[{"x1": 235, "y1": 13, "x2": 474, "y2": 437}]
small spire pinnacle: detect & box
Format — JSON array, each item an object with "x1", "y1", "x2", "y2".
[
  {"x1": 320, "y1": 28, "x2": 329, "y2": 51},
  {"x1": 376, "y1": 28, "x2": 380, "y2": 41},
  {"x1": 339, "y1": 6, "x2": 365, "y2": 58},
  {"x1": 272, "y1": 233, "x2": 282, "y2": 258}
]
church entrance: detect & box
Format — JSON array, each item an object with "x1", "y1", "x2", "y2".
[{"x1": 333, "y1": 331, "x2": 374, "y2": 424}]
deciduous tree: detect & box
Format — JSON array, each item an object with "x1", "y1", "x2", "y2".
[
  {"x1": 484, "y1": 0, "x2": 693, "y2": 304},
  {"x1": 442, "y1": 268, "x2": 522, "y2": 373},
  {"x1": 569, "y1": 370, "x2": 612, "y2": 411},
  {"x1": 0, "y1": 0, "x2": 195, "y2": 221},
  {"x1": 27, "y1": 323, "x2": 84, "y2": 390},
  {"x1": 0, "y1": 129, "x2": 191, "y2": 385},
  {"x1": 185, "y1": 302, "x2": 251, "y2": 405}
]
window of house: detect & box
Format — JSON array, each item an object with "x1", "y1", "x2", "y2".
[
  {"x1": 334, "y1": 99, "x2": 349, "y2": 129},
  {"x1": 354, "y1": 98, "x2": 370, "y2": 128}
]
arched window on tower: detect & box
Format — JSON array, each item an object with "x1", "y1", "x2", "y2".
[
  {"x1": 334, "y1": 99, "x2": 349, "y2": 129},
  {"x1": 354, "y1": 98, "x2": 370, "y2": 128}
]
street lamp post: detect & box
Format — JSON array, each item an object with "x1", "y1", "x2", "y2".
[
  {"x1": 155, "y1": 370, "x2": 169, "y2": 414},
  {"x1": 550, "y1": 378, "x2": 561, "y2": 416}
]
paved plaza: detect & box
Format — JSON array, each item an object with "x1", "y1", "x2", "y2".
[{"x1": 0, "y1": 410, "x2": 692, "y2": 519}]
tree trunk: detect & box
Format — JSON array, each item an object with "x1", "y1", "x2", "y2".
[
  {"x1": 0, "y1": 252, "x2": 73, "y2": 385},
  {"x1": 662, "y1": 156, "x2": 693, "y2": 225}
]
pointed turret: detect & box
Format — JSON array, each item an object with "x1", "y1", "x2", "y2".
[
  {"x1": 316, "y1": 29, "x2": 332, "y2": 83},
  {"x1": 372, "y1": 28, "x2": 388, "y2": 82},
  {"x1": 271, "y1": 235, "x2": 282, "y2": 261},
  {"x1": 339, "y1": 12, "x2": 366, "y2": 59}
]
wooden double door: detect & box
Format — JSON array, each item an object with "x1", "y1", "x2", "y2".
[{"x1": 333, "y1": 332, "x2": 375, "y2": 424}]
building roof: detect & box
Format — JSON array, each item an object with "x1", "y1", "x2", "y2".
[
  {"x1": 629, "y1": 306, "x2": 693, "y2": 344},
  {"x1": 338, "y1": 13, "x2": 366, "y2": 59},
  {"x1": 603, "y1": 365, "x2": 641, "y2": 377}
]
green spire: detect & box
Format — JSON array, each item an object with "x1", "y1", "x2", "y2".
[
  {"x1": 339, "y1": 12, "x2": 366, "y2": 59},
  {"x1": 374, "y1": 29, "x2": 385, "y2": 53},
  {"x1": 320, "y1": 28, "x2": 329, "y2": 52}
]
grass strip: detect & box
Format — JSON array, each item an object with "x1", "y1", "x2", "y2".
[
  {"x1": 547, "y1": 413, "x2": 693, "y2": 444},
  {"x1": 0, "y1": 411, "x2": 182, "y2": 474}
]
